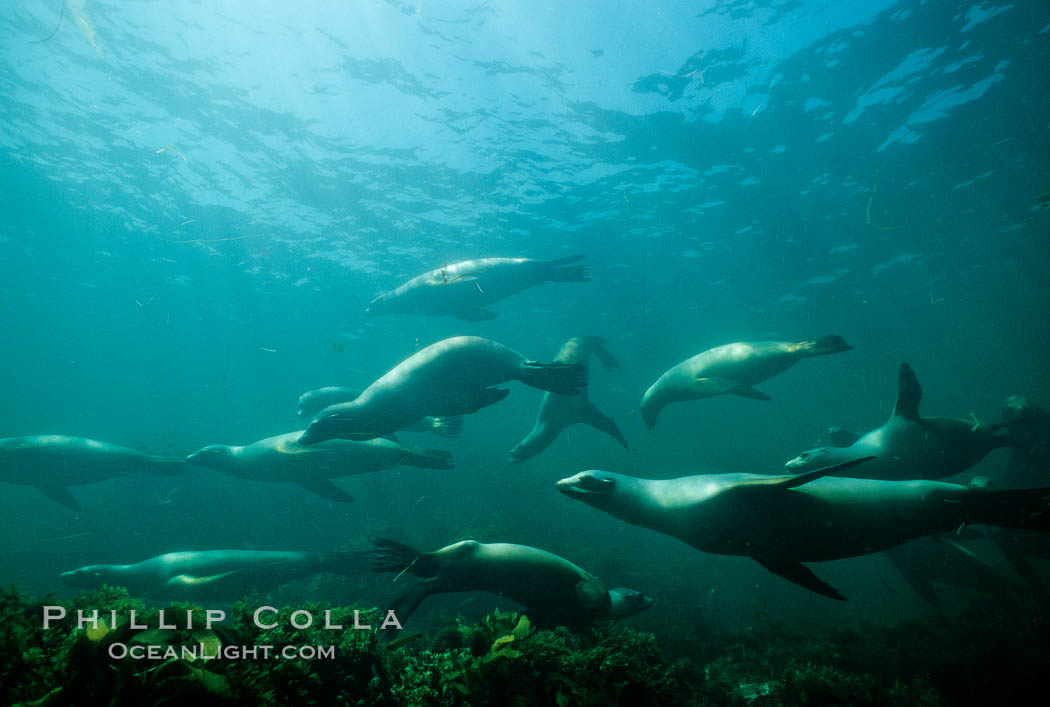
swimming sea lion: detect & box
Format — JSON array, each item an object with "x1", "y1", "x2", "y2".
[
  {"x1": 297, "y1": 386, "x2": 463, "y2": 438},
  {"x1": 0, "y1": 435, "x2": 187, "y2": 511},
  {"x1": 640, "y1": 335, "x2": 852, "y2": 429},
  {"x1": 186, "y1": 432, "x2": 454, "y2": 503},
  {"x1": 365, "y1": 255, "x2": 588, "y2": 321},
  {"x1": 60, "y1": 549, "x2": 365, "y2": 599},
  {"x1": 1000, "y1": 395, "x2": 1050, "y2": 485},
  {"x1": 370, "y1": 538, "x2": 653, "y2": 628},
  {"x1": 785, "y1": 363, "x2": 1014, "y2": 480},
  {"x1": 556, "y1": 457, "x2": 1050, "y2": 600},
  {"x1": 508, "y1": 336, "x2": 628, "y2": 463},
  {"x1": 299, "y1": 336, "x2": 586, "y2": 445},
  {"x1": 882, "y1": 534, "x2": 1027, "y2": 607}
]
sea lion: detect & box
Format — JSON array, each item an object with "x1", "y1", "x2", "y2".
[
  {"x1": 370, "y1": 538, "x2": 653, "y2": 628},
  {"x1": 297, "y1": 386, "x2": 463, "y2": 438},
  {"x1": 299, "y1": 336, "x2": 586, "y2": 445},
  {"x1": 60, "y1": 549, "x2": 365, "y2": 599},
  {"x1": 365, "y1": 256, "x2": 588, "y2": 321},
  {"x1": 882, "y1": 534, "x2": 1027, "y2": 607},
  {"x1": 0, "y1": 435, "x2": 187, "y2": 511},
  {"x1": 640, "y1": 335, "x2": 852, "y2": 429},
  {"x1": 508, "y1": 336, "x2": 628, "y2": 463},
  {"x1": 1000, "y1": 395, "x2": 1050, "y2": 485},
  {"x1": 186, "y1": 432, "x2": 454, "y2": 503},
  {"x1": 785, "y1": 363, "x2": 1015, "y2": 480},
  {"x1": 556, "y1": 457, "x2": 1050, "y2": 600}
]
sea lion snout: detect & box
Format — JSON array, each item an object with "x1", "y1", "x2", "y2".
[
  {"x1": 785, "y1": 447, "x2": 829, "y2": 471},
  {"x1": 556, "y1": 470, "x2": 616, "y2": 498}
]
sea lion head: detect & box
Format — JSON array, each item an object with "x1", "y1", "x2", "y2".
[
  {"x1": 1001, "y1": 395, "x2": 1039, "y2": 424},
  {"x1": 784, "y1": 446, "x2": 833, "y2": 471},
  {"x1": 556, "y1": 469, "x2": 619, "y2": 501},
  {"x1": 185, "y1": 444, "x2": 236, "y2": 469},
  {"x1": 608, "y1": 587, "x2": 655, "y2": 619},
  {"x1": 365, "y1": 292, "x2": 392, "y2": 317},
  {"x1": 60, "y1": 564, "x2": 115, "y2": 588},
  {"x1": 299, "y1": 404, "x2": 373, "y2": 445},
  {"x1": 639, "y1": 393, "x2": 662, "y2": 430}
]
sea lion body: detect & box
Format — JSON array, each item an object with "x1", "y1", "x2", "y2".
[
  {"x1": 640, "y1": 336, "x2": 851, "y2": 429},
  {"x1": 371, "y1": 539, "x2": 652, "y2": 628},
  {"x1": 509, "y1": 336, "x2": 627, "y2": 462},
  {"x1": 60, "y1": 549, "x2": 361, "y2": 598},
  {"x1": 557, "y1": 458, "x2": 1050, "y2": 599},
  {"x1": 187, "y1": 432, "x2": 453, "y2": 502},
  {"x1": 0, "y1": 435, "x2": 186, "y2": 511},
  {"x1": 297, "y1": 386, "x2": 463, "y2": 438},
  {"x1": 299, "y1": 336, "x2": 585, "y2": 444},
  {"x1": 365, "y1": 256, "x2": 588, "y2": 321},
  {"x1": 786, "y1": 363, "x2": 1014, "y2": 480}
]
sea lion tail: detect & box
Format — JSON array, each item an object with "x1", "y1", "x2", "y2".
[
  {"x1": 794, "y1": 335, "x2": 852, "y2": 357},
  {"x1": 517, "y1": 361, "x2": 587, "y2": 394},
  {"x1": 543, "y1": 254, "x2": 589, "y2": 282},
  {"x1": 428, "y1": 416, "x2": 464, "y2": 438},
  {"x1": 371, "y1": 539, "x2": 436, "y2": 577},
  {"x1": 401, "y1": 447, "x2": 455, "y2": 470},
  {"x1": 963, "y1": 486, "x2": 1050, "y2": 531}
]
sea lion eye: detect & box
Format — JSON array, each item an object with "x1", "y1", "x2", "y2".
[{"x1": 582, "y1": 475, "x2": 615, "y2": 492}]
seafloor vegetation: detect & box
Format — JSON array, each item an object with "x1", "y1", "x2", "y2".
[{"x1": 3, "y1": 585, "x2": 1048, "y2": 706}]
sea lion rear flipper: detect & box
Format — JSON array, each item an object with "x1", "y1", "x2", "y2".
[
  {"x1": 428, "y1": 416, "x2": 464, "y2": 438},
  {"x1": 581, "y1": 401, "x2": 629, "y2": 450},
  {"x1": 455, "y1": 307, "x2": 498, "y2": 321},
  {"x1": 731, "y1": 385, "x2": 771, "y2": 401},
  {"x1": 294, "y1": 477, "x2": 355, "y2": 503},
  {"x1": 517, "y1": 362, "x2": 587, "y2": 395},
  {"x1": 893, "y1": 363, "x2": 923, "y2": 420},
  {"x1": 37, "y1": 484, "x2": 81, "y2": 511},
  {"x1": 543, "y1": 254, "x2": 589, "y2": 282},
  {"x1": 756, "y1": 559, "x2": 846, "y2": 600},
  {"x1": 371, "y1": 538, "x2": 437, "y2": 577}
]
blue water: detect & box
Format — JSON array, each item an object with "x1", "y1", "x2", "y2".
[{"x1": 1, "y1": 0, "x2": 1048, "y2": 637}]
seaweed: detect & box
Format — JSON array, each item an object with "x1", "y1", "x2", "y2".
[{"x1": 3, "y1": 585, "x2": 1049, "y2": 706}]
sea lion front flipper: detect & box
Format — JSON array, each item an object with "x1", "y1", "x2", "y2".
[
  {"x1": 165, "y1": 571, "x2": 240, "y2": 589},
  {"x1": 731, "y1": 385, "x2": 771, "y2": 401},
  {"x1": 755, "y1": 559, "x2": 846, "y2": 600},
  {"x1": 692, "y1": 377, "x2": 741, "y2": 396},
  {"x1": 388, "y1": 580, "x2": 436, "y2": 622},
  {"x1": 747, "y1": 456, "x2": 876, "y2": 490},
  {"x1": 580, "y1": 401, "x2": 629, "y2": 450},
  {"x1": 294, "y1": 477, "x2": 355, "y2": 503},
  {"x1": 893, "y1": 363, "x2": 923, "y2": 420},
  {"x1": 883, "y1": 544, "x2": 940, "y2": 607},
  {"x1": 37, "y1": 484, "x2": 81, "y2": 511},
  {"x1": 455, "y1": 386, "x2": 511, "y2": 415},
  {"x1": 455, "y1": 307, "x2": 498, "y2": 322}
]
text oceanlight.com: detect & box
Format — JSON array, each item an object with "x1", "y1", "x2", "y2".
[{"x1": 108, "y1": 643, "x2": 337, "y2": 661}]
